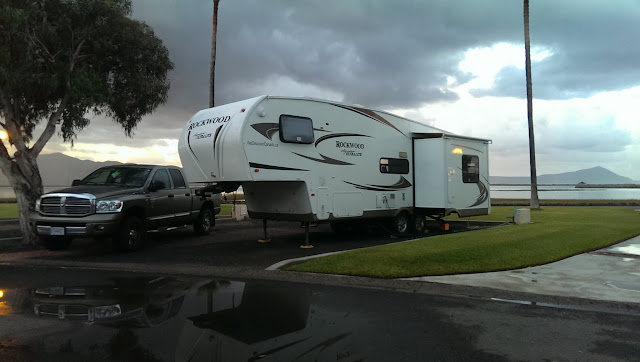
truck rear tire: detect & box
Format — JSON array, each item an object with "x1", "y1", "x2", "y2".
[
  {"x1": 194, "y1": 208, "x2": 213, "y2": 235},
  {"x1": 115, "y1": 215, "x2": 146, "y2": 251},
  {"x1": 40, "y1": 236, "x2": 72, "y2": 251}
]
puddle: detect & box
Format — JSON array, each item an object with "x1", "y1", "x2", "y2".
[
  {"x1": 606, "y1": 281, "x2": 640, "y2": 292},
  {"x1": 489, "y1": 298, "x2": 640, "y2": 317},
  {"x1": 607, "y1": 244, "x2": 640, "y2": 256}
]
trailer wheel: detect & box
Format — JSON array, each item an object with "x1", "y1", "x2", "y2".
[
  {"x1": 40, "y1": 236, "x2": 72, "y2": 251},
  {"x1": 195, "y1": 208, "x2": 214, "y2": 235},
  {"x1": 115, "y1": 215, "x2": 146, "y2": 251},
  {"x1": 391, "y1": 212, "x2": 410, "y2": 236},
  {"x1": 411, "y1": 214, "x2": 426, "y2": 234}
]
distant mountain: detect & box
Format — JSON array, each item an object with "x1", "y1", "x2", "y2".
[
  {"x1": 491, "y1": 166, "x2": 637, "y2": 185},
  {"x1": 0, "y1": 153, "x2": 120, "y2": 187}
]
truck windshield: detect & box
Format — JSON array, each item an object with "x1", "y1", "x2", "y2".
[{"x1": 79, "y1": 167, "x2": 152, "y2": 187}]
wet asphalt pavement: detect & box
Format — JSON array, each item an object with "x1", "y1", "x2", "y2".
[
  {"x1": 1, "y1": 265, "x2": 640, "y2": 361},
  {"x1": 1, "y1": 217, "x2": 496, "y2": 270}
]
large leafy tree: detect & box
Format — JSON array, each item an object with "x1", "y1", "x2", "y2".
[
  {"x1": 524, "y1": 0, "x2": 540, "y2": 209},
  {"x1": 0, "y1": 0, "x2": 174, "y2": 245}
]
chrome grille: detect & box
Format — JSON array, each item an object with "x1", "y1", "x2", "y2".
[{"x1": 39, "y1": 194, "x2": 94, "y2": 216}]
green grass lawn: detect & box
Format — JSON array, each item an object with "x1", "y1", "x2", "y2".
[
  {"x1": 286, "y1": 206, "x2": 640, "y2": 278},
  {"x1": 0, "y1": 203, "x2": 18, "y2": 218},
  {"x1": 220, "y1": 203, "x2": 232, "y2": 216}
]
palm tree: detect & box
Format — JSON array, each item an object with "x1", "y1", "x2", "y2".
[
  {"x1": 524, "y1": 0, "x2": 540, "y2": 208},
  {"x1": 209, "y1": 0, "x2": 220, "y2": 108}
]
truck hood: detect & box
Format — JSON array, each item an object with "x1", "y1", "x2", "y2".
[{"x1": 47, "y1": 186, "x2": 145, "y2": 199}]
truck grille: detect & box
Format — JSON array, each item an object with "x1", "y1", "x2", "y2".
[{"x1": 40, "y1": 194, "x2": 94, "y2": 216}]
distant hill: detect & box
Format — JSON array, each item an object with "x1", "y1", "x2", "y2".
[
  {"x1": 491, "y1": 166, "x2": 637, "y2": 185},
  {"x1": 0, "y1": 153, "x2": 120, "y2": 187}
]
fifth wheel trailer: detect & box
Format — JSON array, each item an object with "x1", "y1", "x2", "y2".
[{"x1": 178, "y1": 95, "x2": 490, "y2": 235}]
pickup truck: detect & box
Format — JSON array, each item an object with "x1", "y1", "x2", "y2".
[{"x1": 31, "y1": 164, "x2": 220, "y2": 251}]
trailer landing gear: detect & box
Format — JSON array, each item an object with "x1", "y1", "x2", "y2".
[
  {"x1": 258, "y1": 219, "x2": 271, "y2": 243},
  {"x1": 300, "y1": 222, "x2": 313, "y2": 249}
]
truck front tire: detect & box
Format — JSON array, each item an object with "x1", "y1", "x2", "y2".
[
  {"x1": 115, "y1": 215, "x2": 146, "y2": 251},
  {"x1": 40, "y1": 236, "x2": 72, "y2": 251},
  {"x1": 194, "y1": 208, "x2": 214, "y2": 235}
]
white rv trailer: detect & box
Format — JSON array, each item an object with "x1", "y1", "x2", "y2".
[{"x1": 178, "y1": 95, "x2": 490, "y2": 234}]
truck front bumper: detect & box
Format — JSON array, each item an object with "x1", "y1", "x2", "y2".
[{"x1": 30, "y1": 213, "x2": 123, "y2": 237}]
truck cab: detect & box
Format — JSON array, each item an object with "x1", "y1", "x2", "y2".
[{"x1": 31, "y1": 164, "x2": 220, "y2": 251}]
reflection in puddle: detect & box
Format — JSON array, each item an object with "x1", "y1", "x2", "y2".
[
  {"x1": 609, "y1": 244, "x2": 640, "y2": 256},
  {"x1": 0, "y1": 276, "x2": 365, "y2": 361},
  {"x1": 4, "y1": 273, "x2": 638, "y2": 361}
]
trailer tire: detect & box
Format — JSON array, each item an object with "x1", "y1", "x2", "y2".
[
  {"x1": 40, "y1": 236, "x2": 72, "y2": 251},
  {"x1": 391, "y1": 212, "x2": 410, "y2": 236},
  {"x1": 411, "y1": 214, "x2": 426, "y2": 234},
  {"x1": 115, "y1": 215, "x2": 146, "y2": 251},
  {"x1": 194, "y1": 208, "x2": 214, "y2": 236}
]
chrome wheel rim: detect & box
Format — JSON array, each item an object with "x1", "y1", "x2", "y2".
[
  {"x1": 202, "y1": 213, "x2": 211, "y2": 231},
  {"x1": 128, "y1": 225, "x2": 140, "y2": 246}
]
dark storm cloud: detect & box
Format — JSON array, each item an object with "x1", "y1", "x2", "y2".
[
  {"x1": 472, "y1": 0, "x2": 640, "y2": 99},
  {"x1": 132, "y1": 0, "x2": 526, "y2": 114},
  {"x1": 123, "y1": 0, "x2": 640, "y2": 133}
]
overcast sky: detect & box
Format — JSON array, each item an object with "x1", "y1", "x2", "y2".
[{"x1": 42, "y1": 0, "x2": 640, "y2": 180}]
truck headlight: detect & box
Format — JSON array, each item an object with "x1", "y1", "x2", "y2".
[
  {"x1": 94, "y1": 304, "x2": 122, "y2": 319},
  {"x1": 96, "y1": 200, "x2": 123, "y2": 213},
  {"x1": 35, "y1": 198, "x2": 41, "y2": 212}
]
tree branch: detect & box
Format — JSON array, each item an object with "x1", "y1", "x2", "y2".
[
  {"x1": 31, "y1": 93, "x2": 68, "y2": 157},
  {"x1": 31, "y1": 39, "x2": 85, "y2": 157},
  {"x1": 0, "y1": 86, "x2": 29, "y2": 153},
  {"x1": 0, "y1": 133, "x2": 12, "y2": 172},
  {"x1": 0, "y1": 87, "x2": 13, "y2": 171},
  {"x1": 0, "y1": 85, "x2": 14, "y2": 121}
]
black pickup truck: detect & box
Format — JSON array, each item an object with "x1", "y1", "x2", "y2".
[{"x1": 30, "y1": 164, "x2": 220, "y2": 251}]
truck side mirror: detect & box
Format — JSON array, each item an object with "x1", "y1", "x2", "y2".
[{"x1": 72, "y1": 179, "x2": 81, "y2": 186}]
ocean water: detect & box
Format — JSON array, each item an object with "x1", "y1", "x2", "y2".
[
  {"x1": 491, "y1": 185, "x2": 640, "y2": 200},
  {"x1": 2, "y1": 185, "x2": 639, "y2": 200}
]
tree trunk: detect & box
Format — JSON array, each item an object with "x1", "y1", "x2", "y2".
[
  {"x1": 1, "y1": 153, "x2": 44, "y2": 246},
  {"x1": 524, "y1": 0, "x2": 540, "y2": 209},
  {"x1": 209, "y1": 0, "x2": 220, "y2": 108}
]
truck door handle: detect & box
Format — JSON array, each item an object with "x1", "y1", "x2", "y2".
[
  {"x1": 168, "y1": 195, "x2": 174, "y2": 198},
  {"x1": 185, "y1": 193, "x2": 190, "y2": 196}
]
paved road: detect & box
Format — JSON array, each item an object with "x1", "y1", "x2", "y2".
[
  {"x1": 1, "y1": 265, "x2": 639, "y2": 361},
  {"x1": 1, "y1": 217, "x2": 490, "y2": 270}
]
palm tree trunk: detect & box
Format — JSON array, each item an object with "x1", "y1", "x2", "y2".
[
  {"x1": 524, "y1": 0, "x2": 540, "y2": 209},
  {"x1": 209, "y1": 0, "x2": 220, "y2": 108}
]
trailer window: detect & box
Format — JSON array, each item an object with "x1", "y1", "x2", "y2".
[
  {"x1": 380, "y1": 158, "x2": 409, "y2": 174},
  {"x1": 462, "y1": 155, "x2": 479, "y2": 183},
  {"x1": 279, "y1": 115, "x2": 314, "y2": 144}
]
